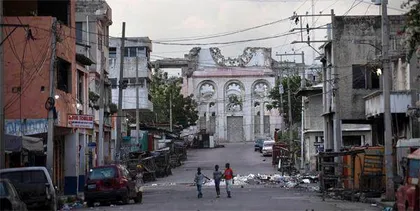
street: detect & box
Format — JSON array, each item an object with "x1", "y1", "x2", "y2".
[{"x1": 80, "y1": 143, "x2": 381, "y2": 211}]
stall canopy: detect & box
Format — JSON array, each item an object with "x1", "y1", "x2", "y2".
[{"x1": 5, "y1": 134, "x2": 44, "y2": 152}]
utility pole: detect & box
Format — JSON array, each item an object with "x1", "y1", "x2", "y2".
[
  {"x1": 300, "y1": 52, "x2": 305, "y2": 170},
  {"x1": 287, "y1": 65, "x2": 293, "y2": 142},
  {"x1": 135, "y1": 56, "x2": 140, "y2": 150},
  {"x1": 98, "y1": 52, "x2": 105, "y2": 166},
  {"x1": 47, "y1": 19, "x2": 58, "y2": 176},
  {"x1": 276, "y1": 52, "x2": 305, "y2": 144},
  {"x1": 381, "y1": 0, "x2": 394, "y2": 200},
  {"x1": 0, "y1": 0, "x2": 4, "y2": 169},
  {"x1": 116, "y1": 22, "x2": 126, "y2": 161},
  {"x1": 169, "y1": 92, "x2": 173, "y2": 132}
]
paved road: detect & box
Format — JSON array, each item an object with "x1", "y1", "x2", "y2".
[
  {"x1": 149, "y1": 142, "x2": 278, "y2": 185},
  {"x1": 79, "y1": 143, "x2": 381, "y2": 211}
]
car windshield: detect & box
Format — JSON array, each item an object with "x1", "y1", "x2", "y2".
[
  {"x1": 408, "y1": 159, "x2": 420, "y2": 178},
  {"x1": 89, "y1": 167, "x2": 117, "y2": 180},
  {"x1": 0, "y1": 182, "x2": 8, "y2": 196},
  {"x1": 0, "y1": 170, "x2": 47, "y2": 184},
  {"x1": 264, "y1": 142, "x2": 274, "y2": 147}
]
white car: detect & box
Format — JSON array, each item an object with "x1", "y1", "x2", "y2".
[{"x1": 262, "y1": 140, "x2": 275, "y2": 156}]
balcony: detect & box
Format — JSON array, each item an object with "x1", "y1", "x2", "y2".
[{"x1": 364, "y1": 90, "x2": 415, "y2": 118}]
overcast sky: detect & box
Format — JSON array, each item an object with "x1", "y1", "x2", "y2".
[{"x1": 106, "y1": 0, "x2": 408, "y2": 72}]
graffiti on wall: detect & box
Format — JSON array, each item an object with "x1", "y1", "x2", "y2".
[{"x1": 5, "y1": 119, "x2": 48, "y2": 136}]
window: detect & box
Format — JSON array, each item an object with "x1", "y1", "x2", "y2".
[
  {"x1": 124, "y1": 47, "x2": 145, "y2": 57},
  {"x1": 110, "y1": 78, "x2": 117, "y2": 89},
  {"x1": 77, "y1": 71, "x2": 84, "y2": 103},
  {"x1": 76, "y1": 22, "x2": 83, "y2": 44},
  {"x1": 0, "y1": 170, "x2": 48, "y2": 185},
  {"x1": 98, "y1": 32, "x2": 103, "y2": 51},
  {"x1": 37, "y1": 0, "x2": 70, "y2": 25},
  {"x1": 0, "y1": 182, "x2": 8, "y2": 197},
  {"x1": 56, "y1": 58, "x2": 72, "y2": 93},
  {"x1": 408, "y1": 159, "x2": 420, "y2": 178},
  {"x1": 88, "y1": 167, "x2": 116, "y2": 180},
  {"x1": 109, "y1": 47, "x2": 116, "y2": 58},
  {"x1": 352, "y1": 65, "x2": 380, "y2": 89}
]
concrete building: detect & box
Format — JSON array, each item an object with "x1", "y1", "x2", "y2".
[
  {"x1": 297, "y1": 84, "x2": 372, "y2": 172},
  {"x1": 3, "y1": 0, "x2": 92, "y2": 195},
  {"x1": 109, "y1": 37, "x2": 153, "y2": 114},
  {"x1": 319, "y1": 15, "x2": 419, "y2": 153},
  {"x1": 181, "y1": 47, "x2": 282, "y2": 142},
  {"x1": 75, "y1": 0, "x2": 113, "y2": 191}
]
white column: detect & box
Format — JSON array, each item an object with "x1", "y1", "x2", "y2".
[
  {"x1": 243, "y1": 95, "x2": 252, "y2": 142},
  {"x1": 64, "y1": 131, "x2": 79, "y2": 195}
]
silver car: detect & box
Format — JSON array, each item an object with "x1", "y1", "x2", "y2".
[{"x1": 262, "y1": 140, "x2": 275, "y2": 156}]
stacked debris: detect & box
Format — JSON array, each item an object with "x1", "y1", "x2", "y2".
[{"x1": 203, "y1": 173, "x2": 319, "y2": 190}]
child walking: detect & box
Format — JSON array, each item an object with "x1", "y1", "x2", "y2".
[
  {"x1": 223, "y1": 163, "x2": 234, "y2": 198},
  {"x1": 213, "y1": 165, "x2": 223, "y2": 198},
  {"x1": 194, "y1": 167, "x2": 209, "y2": 198}
]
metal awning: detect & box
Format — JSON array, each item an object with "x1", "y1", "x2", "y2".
[{"x1": 5, "y1": 134, "x2": 44, "y2": 152}]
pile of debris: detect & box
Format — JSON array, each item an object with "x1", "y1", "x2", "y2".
[{"x1": 203, "y1": 173, "x2": 319, "y2": 191}]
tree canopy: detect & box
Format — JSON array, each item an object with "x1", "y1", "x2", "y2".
[
  {"x1": 268, "y1": 75, "x2": 311, "y2": 129},
  {"x1": 147, "y1": 69, "x2": 199, "y2": 128},
  {"x1": 401, "y1": 0, "x2": 420, "y2": 60}
]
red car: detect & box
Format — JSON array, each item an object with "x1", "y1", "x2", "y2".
[{"x1": 84, "y1": 164, "x2": 143, "y2": 207}]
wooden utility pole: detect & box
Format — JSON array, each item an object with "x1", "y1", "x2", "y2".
[
  {"x1": 46, "y1": 19, "x2": 58, "y2": 176},
  {"x1": 300, "y1": 52, "x2": 305, "y2": 170},
  {"x1": 381, "y1": 0, "x2": 394, "y2": 200},
  {"x1": 116, "y1": 22, "x2": 126, "y2": 161}
]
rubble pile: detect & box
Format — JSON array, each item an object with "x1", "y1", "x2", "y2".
[{"x1": 204, "y1": 173, "x2": 320, "y2": 191}]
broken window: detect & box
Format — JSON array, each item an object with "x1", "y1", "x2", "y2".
[
  {"x1": 38, "y1": 0, "x2": 70, "y2": 25},
  {"x1": 342, "y1": 136, "x2": 362, "y2": 147},
  {"x1": 76, "y1": 22, "x2": 83, "y2": 44},
  {"x1": 352, "y1": 65, "x2": 380, "y2": 89},
  {"x1": 109, "y1": 48, "x2": 116, "y2": 58},
  {"x1": 56, "y1": 58, "x2": 71, "y2": 93},
  {"x1": 124, "y1": 47, "x2": 145, "y2": 57},
  {"x1": 109, "y1": 78, "x2": 117, "y2": 89}
]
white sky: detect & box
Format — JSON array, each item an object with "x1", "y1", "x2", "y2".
[{"x1": 106, "y1": 0, "x2": 408, "y2": 75}]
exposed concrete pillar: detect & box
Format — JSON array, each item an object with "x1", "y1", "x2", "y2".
[
  {"x1": 205, "y1": 103, "x2": 210, "y2": 132},
  {"x1": 243, "y1": 96, "x2": 252, "y2": 142}
]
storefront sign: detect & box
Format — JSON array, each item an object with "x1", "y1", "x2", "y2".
[{"x1": 68, "y1": 114, "x2": 94, "y2": 129}]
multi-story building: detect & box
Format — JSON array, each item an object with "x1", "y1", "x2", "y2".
[
  {"x1": 181, "y1": 47, "x2": 282, "y2": 142},
  {"x1": 108, "y1": 37, "x2": 154, "y2": 115},
  {"x1": 319, "y1": 15, "x2": 419, "y2": 153},
  {"x1": 3, "y1": 0, "x2": 92, "y2": 195},
  {"x1": 75, "y1": 0, "x2": 113, "y2": 191}
]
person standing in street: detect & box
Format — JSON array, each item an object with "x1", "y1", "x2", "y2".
[
  {"x1": 223, "y1": 163, "x2": 234, "y2": 198},
  {"x1": 213, "y1": 165, "x2": 223, "y2": 198},
  {"x1": 194, "y1": 167, "x2": 209, "y2": 198}
]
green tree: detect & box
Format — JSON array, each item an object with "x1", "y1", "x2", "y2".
[
  {"x1": 148, "y1": 69, "x2": 199, "y2": 129},
  {"x1": 268, "y1": 75, "x2": 311, "y2": 127},
  {"x1": 401, "y1": 0, "x2": 420, "y2": 60}
]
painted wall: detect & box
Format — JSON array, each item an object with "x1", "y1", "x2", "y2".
[{"x1": 4, "y1": 12, "x2": 77, "y2": 128}]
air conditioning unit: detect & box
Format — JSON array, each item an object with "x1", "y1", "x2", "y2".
[{"x1": 371, "y1": 0, "x2": 381, "y2": 5}]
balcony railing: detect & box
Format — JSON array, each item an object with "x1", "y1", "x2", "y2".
[{"x1": 364, "y1": 90, "x2": 414, "y2": 118}]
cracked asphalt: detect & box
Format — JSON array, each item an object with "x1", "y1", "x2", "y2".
[{"x1": 80, "y1": 142, "x2": 381, "y2": 211}]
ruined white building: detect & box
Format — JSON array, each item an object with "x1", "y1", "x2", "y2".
[{"x1": 181, "y1": 47, "x2": 282, "y2": 142}]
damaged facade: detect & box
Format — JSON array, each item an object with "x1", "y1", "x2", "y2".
[{"x1": 181, "y1": 47, "x2": 282, "y2": 142}]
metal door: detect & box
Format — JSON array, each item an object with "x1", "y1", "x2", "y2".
[{"x1": 227, "y1": 116, "x2": 244, "y2": 142}]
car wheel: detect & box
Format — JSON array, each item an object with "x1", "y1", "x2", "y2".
[
  {"x1": 86, "y1": 200, "x2": 94, "y2": 208},
  {"x1": 133, "y1": 192, "x2": 143, "y2": 204},
  {"x1": 122, "y1": 189, "x2": 130, "y2": 204}
]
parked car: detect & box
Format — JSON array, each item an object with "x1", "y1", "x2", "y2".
[
  {"x1": 84, "y1": 164, "x2": 143, "y2": 207},
  {"x1": 0, "y1": 167, "x2": 57, "y2": 211},
  {"x1": 254, "y1": 139, "x2": 265, "y2": 152},
  {"x1": 262, "y1": 140, "x2": 275, "y2": 156},
  {"x1": 0, "y1": 179, "x2": 27, "y2": 211}
]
